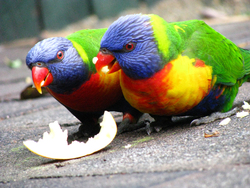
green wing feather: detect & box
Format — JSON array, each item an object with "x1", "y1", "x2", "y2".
[{"x1": 240, "y1": 48, "x2": 250, "y2": 80}]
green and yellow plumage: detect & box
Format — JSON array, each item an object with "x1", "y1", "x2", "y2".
[{"x1": 66, "y1": 29, "x2": 107, "y2": 72}]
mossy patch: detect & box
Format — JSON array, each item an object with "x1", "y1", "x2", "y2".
[
  {"x1": 123, "y1": 136, "x2": 153, "y2": 148},
  {"x1": 10, "y1": 145, "x2": 26, "y2": 153}
]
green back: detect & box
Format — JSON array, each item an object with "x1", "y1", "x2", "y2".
[
  {"x1": 66, "y1": 28, "x2": 107, "y2": 73},
  {"x1": 149, "y1": 15, "x2": 250, "y2": 86}
]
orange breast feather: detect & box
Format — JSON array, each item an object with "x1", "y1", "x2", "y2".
[{"x1": 121, "y1": 55, "x2": 213, "y2": 115}]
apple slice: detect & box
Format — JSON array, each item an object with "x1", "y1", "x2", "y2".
[{"x1": 23, "y1": 111, "x2": 117, "y2": 160}]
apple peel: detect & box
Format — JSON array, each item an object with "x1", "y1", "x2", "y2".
[
  {"x1": 219, "y1": 117, "x2": 231, "y2": 126},
  {"x1": 236, "y1": 111, "x2": 249, "y2": 118},
  {"x1": 23, "y1": 111, "x2": 117, "y2": 160},
  {"x1": 242, "y1": 101, "x2": 250, "y2": 110}
]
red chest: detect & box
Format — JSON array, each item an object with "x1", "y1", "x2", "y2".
[{"x1": 47, "y1": 73, "x2": 122, "y2": 112}]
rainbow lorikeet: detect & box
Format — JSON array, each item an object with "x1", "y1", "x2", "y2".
[
  {"x1": 26, "y1": 28, "x2": 142, "y2": 136},
  {"x1": 94, "y1": 14, "x2": 250, "y2": 131}
]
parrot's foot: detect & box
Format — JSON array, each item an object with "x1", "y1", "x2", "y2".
[
  {"x1": 190, "y1": 107, "x2": 238, "y2": 126},
  {"x1": 117, "y1": 118, "x2": 149, "y2": 135},
  {"x1": 146, "y1": 116, "x2": 173, "y2": 135},
  {"x1": 70, "y1": 124, "x2": 101, "y2": 141}
]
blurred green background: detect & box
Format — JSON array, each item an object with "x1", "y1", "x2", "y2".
[{"x1": 0, "y1": 0, "x2": 250, "y2": 44}]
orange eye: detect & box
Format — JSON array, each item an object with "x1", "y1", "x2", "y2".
[
  {"x1": 57, "y1": 51, "x2": 64, "y2": 60},
  {"x1": 125, "y1": 43, "x2": 135, "y2": 51}
]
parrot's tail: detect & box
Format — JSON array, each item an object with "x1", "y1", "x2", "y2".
[{"x1": 240, "y1": 48, "x2": 250, "y2": 82}]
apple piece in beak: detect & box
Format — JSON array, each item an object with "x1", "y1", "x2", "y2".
[
  {"x1": 32, "y1": 66, "x2": 53, "y2": 94},
  {"x1": 94, "y1": 51, "x2": 121, "y2": 74}
]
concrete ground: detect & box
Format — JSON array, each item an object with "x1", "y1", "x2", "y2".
[{"x1": 1, "y1": 20, "x2": 250, "y2": 188}]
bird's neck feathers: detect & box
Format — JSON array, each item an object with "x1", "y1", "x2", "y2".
[
  {"x1": 66, "y1": 29, "x2": 107, "y2": 73},
  {"x1": 149, "y1": 14, "x2": 185, "y2": 63},
  {"x1": 70, "y1": 40, "x2": 96, "y2": 73}
]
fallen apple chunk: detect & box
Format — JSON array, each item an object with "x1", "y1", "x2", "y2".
[{"x1": 23, "y1": 111, "x2": 117, "y2": 160}]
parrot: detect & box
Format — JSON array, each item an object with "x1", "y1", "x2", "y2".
[
  {"x1": 26, "y1": 28, "x2": 143, "y2": 137},
  {"x1": 94, "y1": 14, "x2": 250, "y2": 132}
]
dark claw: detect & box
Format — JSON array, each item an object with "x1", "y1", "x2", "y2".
[
  {"x1": 145, "y1": 120, "x2": 154, "y2": 135},
  {"x1": 154, "y1": 126, "x2": 162, "y2": 133},
  {"x1": 190, "y1": 119, "x2": 200, "y2": 126},
  {"x1": 117, "y1": 119, "x2": 150, "y2": 135}
]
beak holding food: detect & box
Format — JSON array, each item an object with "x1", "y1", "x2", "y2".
[
  {"x1": 93, "y1": 51, "x2": 121, "y2": 74},
  {"x1": 32, "y1": 66, "x2": 53, "y2": 94}
]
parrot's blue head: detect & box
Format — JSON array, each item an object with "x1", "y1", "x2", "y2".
[
  {"x1": 96, "y1": 14, "x2": 161, "y2": 79},
  {"x1": 26, "y1": 37, "x2": 89, "y2": 94}
]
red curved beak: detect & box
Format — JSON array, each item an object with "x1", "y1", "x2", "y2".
[
  {"x1": 32, "y1": 66, "x2": 53, "y2": 94},
  {"x1": 94, "y1": 51, "x2": 121, "y2": 74}
]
